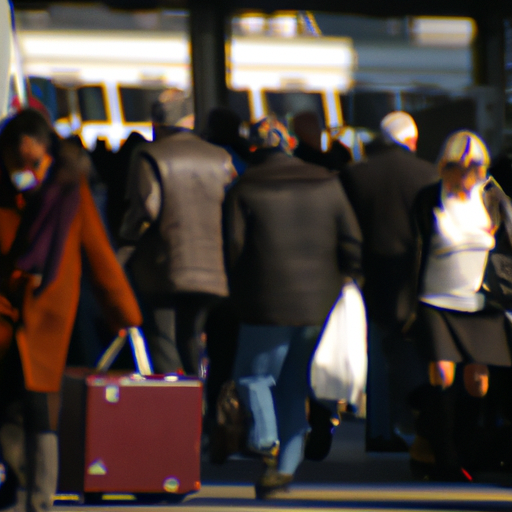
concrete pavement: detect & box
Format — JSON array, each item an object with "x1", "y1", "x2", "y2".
[{"x1": 52, "y1": 415, "x2": 512, "y2": 511}]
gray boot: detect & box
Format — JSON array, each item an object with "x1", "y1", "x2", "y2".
[{"x1": 24, "y1": 433, "x2": 58, "y2": 512}]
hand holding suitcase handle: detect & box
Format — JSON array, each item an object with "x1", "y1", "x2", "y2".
[{"x1": 96, "y1": 327, "x2": 154, "y2": 376}]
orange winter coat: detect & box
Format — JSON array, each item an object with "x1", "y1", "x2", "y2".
[{"x1": 0, "y1": 171, "x2": 142, "y2": 393}]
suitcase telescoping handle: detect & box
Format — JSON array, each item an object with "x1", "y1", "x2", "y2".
[{"x1": 96, "y1": 327, "x2": 153, "y2": 376}]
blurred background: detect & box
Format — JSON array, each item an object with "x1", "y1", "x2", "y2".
[{"x1": 2, "y1": 1, "x2": 512, "y2": 163}]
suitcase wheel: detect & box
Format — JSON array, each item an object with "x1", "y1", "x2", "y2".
[{"x1": 83, "y1": 492, "x2": 103, "y2": 504}]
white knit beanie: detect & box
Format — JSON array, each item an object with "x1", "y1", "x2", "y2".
[{"x1": 380, "y1": 111, "x2": 418, "y2": 147}]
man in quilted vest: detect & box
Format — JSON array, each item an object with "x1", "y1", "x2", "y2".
[{"x1": 119, "y1": 89, "x2": 236, "y2": 376}]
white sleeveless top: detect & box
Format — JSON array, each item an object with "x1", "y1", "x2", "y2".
[{"x1": 419, "y1": 183, "x2": 495, "y2": 312}]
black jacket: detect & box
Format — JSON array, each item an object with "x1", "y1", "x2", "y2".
[
  {"x1": 413, "y1": 178, "x2": 508, "y2": 302},
  {"x1": 294, "y1": 140, "x2": 351, "y2": 172},
  {"x1": 225, "y1": 149, "x2": 362, "y2": 326},
  {"x1": 341, "y1": 144, "x2": 439, "y2": 326}
]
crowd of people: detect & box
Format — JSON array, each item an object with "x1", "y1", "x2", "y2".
[{"x1": 0, "y1": 89, "x2": 512, "y2": 509}]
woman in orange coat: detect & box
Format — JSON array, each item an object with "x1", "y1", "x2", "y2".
[{"x1": 0, "y1": 108, "x2": 142, "y2": 512}]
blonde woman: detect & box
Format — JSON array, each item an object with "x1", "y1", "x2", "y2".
[{"x1": 410, "y1": 131, "x2": 512, "y2": 481}]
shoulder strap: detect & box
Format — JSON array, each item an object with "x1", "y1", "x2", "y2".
[{"x1": 484, "y1": 176, "x2": 512, "y2": 245}]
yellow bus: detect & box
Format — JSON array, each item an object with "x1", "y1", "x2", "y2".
[{"x1": 16, "y1": 28, "x2": 356, "y2": 151}]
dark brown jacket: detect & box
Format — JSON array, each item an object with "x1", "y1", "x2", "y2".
[{"x1": 226, "y1": 149, "x2": 362, "y2": 326}]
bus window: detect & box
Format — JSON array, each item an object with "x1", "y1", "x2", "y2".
[
  {"x1": 119, "y1": 86, "x2": 166, "y2": 123},
  {"x1": 7, "y1": 76, "x2": 16, "y2": 112},
  {"x1": 28, "y1": 76, "x2": 58, "y2": 122},
  {"x1": 228, "y1": 89, "x2": 250, "y2": 123},
  {"x1": 343, "y1": 91, "x2": 396, "y2": 131},
  {"x1": 401, "y1": 92, "x2": 428, "y2": 113},
  {"x1": 55, "y1": 85, "x2": 71, "y2": 120},
  {"x1": 264, "y1": 91, "x2": 325, "y2": 128},
  {"x1": 402, "y1": 91, "x2": 451, "y2": 113},
  {"x1": 77, "y1": 85, "x2": 107, "y2": 122}
]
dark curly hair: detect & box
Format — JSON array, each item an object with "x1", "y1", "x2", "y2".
[{"x1": 0, "y1": 108, "x2": 56, "y2": 168}]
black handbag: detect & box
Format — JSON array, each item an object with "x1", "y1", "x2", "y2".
[{"x1": 208, "y1": 380, "x2": 248, "y2": 464}]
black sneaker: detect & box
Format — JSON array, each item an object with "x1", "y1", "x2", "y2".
[
  {"x1": 304, "y1": 424, "x2": 334, "y2": 461},
  {"x1": 366, "y1": 435, "x2": 409, "y2": 452},
  {"x1": 0, "y1": 462, "x2": 17, "y2": 510},
  {"x1": 305, "y1": 398, "x2": 335, "y2": 461}
]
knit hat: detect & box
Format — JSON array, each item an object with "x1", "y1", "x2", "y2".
[
  {"x1": 380, "y1": 111, "x2": 418, "y2": 149},
  {"x1": 249, "y1": 115, "x2": 296, "y2": 155}
]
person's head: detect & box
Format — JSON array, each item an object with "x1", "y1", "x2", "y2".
[
  {"x1": 380, "y1": 111, "x2": 418, "y2": 152},
  {"x1": 249, "y1": 115, "x2": 295, "y2": 155},
  {"x1": 204, "y1": 107, "x2": 243, "y2": 145},
  {"x1": 0, "y1": 108, "x2": 55, "y2": 192},
  {"x1": 151, "y1": 88, "x2": 193, "y2": 140},
  {"x1": 292, "y1": 110, "x2": 322, "y2": 152},
  {"x1": 437, "y1": 130, "x2": 490, "y2": 199}
]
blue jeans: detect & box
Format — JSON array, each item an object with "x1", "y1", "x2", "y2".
[{"x1": 233, "y1": 324, "x2": 320, "y2": 475}]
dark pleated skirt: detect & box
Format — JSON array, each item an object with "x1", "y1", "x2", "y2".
[{"x1": 414, "y1": 303, "x2": 512, "y2": 366}]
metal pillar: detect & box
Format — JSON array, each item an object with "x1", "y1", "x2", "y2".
[
  {"x1": 473, "y1": 14, "x2": 506, "y2": 155},
  {"x1": 189, "y1": 0, "x2": 230, "y2": 135}
]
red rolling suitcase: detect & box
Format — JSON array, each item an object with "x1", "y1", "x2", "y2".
[{"x1": 58, "y1": 328, "x2": 203, "y2": 503}]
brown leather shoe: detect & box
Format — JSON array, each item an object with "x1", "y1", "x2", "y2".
[{"x1": 255, "y1": 471, "x2": 293, "y2": 500}]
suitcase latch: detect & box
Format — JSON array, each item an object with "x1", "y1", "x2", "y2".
[{"x1": 105, "y1": 385, "x2": 119, "y2": 403}]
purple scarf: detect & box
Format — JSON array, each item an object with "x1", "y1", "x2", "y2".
[{"x1": 12, "y1": 180, "x2": 80, "y2": 296}]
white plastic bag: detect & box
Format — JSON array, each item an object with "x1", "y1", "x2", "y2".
[{"x1": 310, "y1": 281, "x2": 367, "y2": 410}]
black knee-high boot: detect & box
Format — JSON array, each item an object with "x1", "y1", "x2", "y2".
[
  {"x1": 454, "y1": 391, "x2": 488, "y2": 472},
  {"x1": 414, "y1": 384, "x2": 471, "y2": 481}
]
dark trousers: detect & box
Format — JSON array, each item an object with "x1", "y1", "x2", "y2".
[
  {"x1": 140, "y1": 292, "x2": 219, "y2": 376},
  {"x1": 204, "y1": 298, "x2": 240, "y2": 421},
  {"x1": 366, "y1": 320, "x2": 427, "y2": 445}
]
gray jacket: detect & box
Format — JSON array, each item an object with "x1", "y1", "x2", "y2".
[{"x1": 120, "y1": 130, "x2": 234, "y2": 298}]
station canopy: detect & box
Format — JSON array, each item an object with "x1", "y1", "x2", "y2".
[{"x1": 9, "y1": 0, "x2": 512, "y2": 18}]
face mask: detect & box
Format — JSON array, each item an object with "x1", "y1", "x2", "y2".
[
  {"x1": 10, "y1": 169, "x2": 39, "y2": 191},
  {"x1": 8, "y1": 153, "x2": 52, "y2": 192}
]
